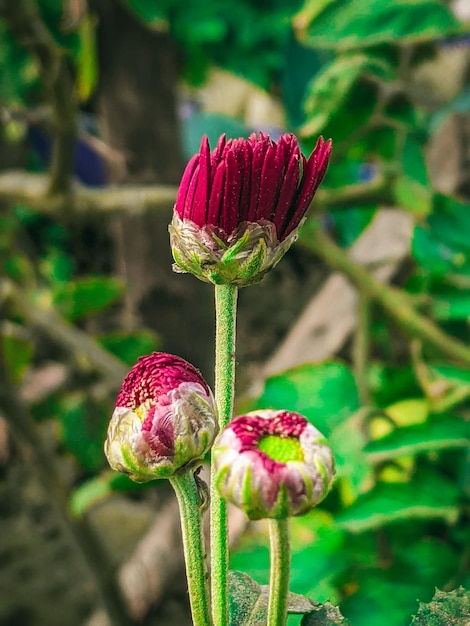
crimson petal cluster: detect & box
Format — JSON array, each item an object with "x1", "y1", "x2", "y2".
[
  {"x1": 105, "y1": 353, "x2": 218, "y2": 482},
  {"x1": 169, "y1": 132, "x2": 331, "y2": 286},
  {"x1": 213, "y1": 409, "x2": 335, "y2": 520}
]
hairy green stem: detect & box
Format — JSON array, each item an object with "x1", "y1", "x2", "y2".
[
  {"x1": 304, "y1": 222, "x2": 470, "y2": 366},
  {"x1": 170, "y1": 472, "x2": 212, "y2": 626},
  {"x1": 211, "y1": 284, "x2": 238, "y2": 626},
  {"x1": 268, "y1": 518, "x2": 290, "y2": 626}
]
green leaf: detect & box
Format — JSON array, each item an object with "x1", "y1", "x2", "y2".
[
  {"x1": 301, "y1": 53, "x2": 390, "y2": 138},
  {"x1": 431, "y1": 294, "x2": 470, "y2": 321},
  {"x1": 301, "y1": 603, "x2": 350, "y2": 625},
  {"x1": 393, "y1": 135, "x2": 432, "y2": 216},
  {"x1": 70, "y1": 471, "x2": 151, "y2": 517},
  {"x1": 412, "y1": 195, "x2": 470, "y2": 280},
  {"x1": 51, "y1": 276, "x2": 124, "y2": 321},
  {"x1": 336, "y1": 472, "x2": 460, "y2": 532},
  {"x1": 1, "y1": 324, "x2": 33, "y2": 384},
  {"x1": 253, "y1": 362, "x2": 360, "y2": 436},
  {"x1": 364, "y1": 417, "x2": 469, "y2": 462},
  {"x1": 120, "y1": 0, "x2": 168, "y2": 28},
  {"x1": 411, "y1": 587, "x2": 470, "y2": 625},
  {"x1": 58, "y1": 394, "x2": 108, "y2": 471},
  {"x1": 97, "y1": 330, "x2": 159, "y2": 366},
  {"x1": 76, "y1": 14, "x2": 98, "y2": 102},
  {"x1": 296, "y1": 0, "x2": 463, "y2": 50},
  {"x1": 229, "y1": 571, "x2": 331, "y2": 626}
]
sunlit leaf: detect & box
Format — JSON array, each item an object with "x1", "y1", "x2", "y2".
[
  {"x1": 302, "y1": 53, "x2": 390, "y2": 137},
  {"x1": 364, "y1": 417, "x2": 469, "y2": 462},
  {"x1": 253, "y1": 362, "x2": 360, "y2": 436},
  {"x1": 296, "y1": 0, "x2": 462, "y2": 50},
  {"x1": 336, "y1": 472, "x2": 460, "y2": 532}
]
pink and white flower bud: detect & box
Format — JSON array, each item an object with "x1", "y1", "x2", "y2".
[
  {"x1": 213, "y1": 409, "x2": 335, "y2": 520},
  {"x1": 105, "y1": 353, "x2": 218, "y2": 482},
  {"x1": 169, "y1": 132, "x2": 331, "y2": 286}
]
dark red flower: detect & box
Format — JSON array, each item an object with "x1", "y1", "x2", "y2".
[
  {"x1": 169, "y1": 132, "x2": 331, "y2": 286},
  {"x1": 174, "y1": 133, "x2": 331, "y2": 241}
]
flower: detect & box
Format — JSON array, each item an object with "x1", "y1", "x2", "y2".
[
  {"x1": 213, "y1": 409, "x2": 335, "y2": 520},
  {"x1": 105, "y1": 352, "x2": 218, "y2": 482},
  {"x1": 169, "y1": 132, "x2": 331, "y2": 286}
]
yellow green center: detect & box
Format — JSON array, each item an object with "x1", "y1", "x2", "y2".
[{"x1": 258, "y1": 435, "x2": 304, "y2": 463}]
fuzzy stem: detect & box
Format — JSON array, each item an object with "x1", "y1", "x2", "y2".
[
  {"x1": 170, "y1": 472, "x2": 212, "y2": 626},
  {"x1": 210, "y1": 284, "x2": 238, "y2": 626},
  {"x1": 268, "y1": 518, "x2": 290, "y2": 626}
]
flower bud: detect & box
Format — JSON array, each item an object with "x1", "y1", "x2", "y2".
[
  {"x1": 105, "y1": 352, "x2": 217, "y2": 482},
  {"x1": 169, "y1": 133, "x2": 331, "y2": 286},
  {"x1": 213, "y1": 409, "x2": 334, "y2": 520}
]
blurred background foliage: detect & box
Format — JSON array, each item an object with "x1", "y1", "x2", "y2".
[{"x1": 0, "y1": 0, "x2": 469, "y2": 625}]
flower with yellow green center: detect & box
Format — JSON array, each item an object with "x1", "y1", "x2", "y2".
[{"x1": 213, "y1": 409, "x2": 335, "y2": 519}]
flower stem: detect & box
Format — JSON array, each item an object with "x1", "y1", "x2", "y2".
[
  {"x1": 268, "y1": 518, "x2": 291, "y2": 626},
  {"x1": 211, "y1": 283, "x2": 238, "y2": 626},
  {"x1": 170, "y1": 472, "x2": 211, "y2": 626}
]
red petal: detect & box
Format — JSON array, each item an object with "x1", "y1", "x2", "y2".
[
  {"x1": 174, "y1": 153, "x2": 199, "y2": 219},
  {"x1": 221, "y1": 149, "x2": 242, "y2": 234},
  {"x1": 247, "y1": 138, "x2": 269, "y2": 222},
  {"x1": 282, "y1": 137, "x2": 331, "y2": 238},
  {"x1": 208, "y1": 160, "x2": 226, "y2": 227},
  {"x1": 191, "y1": 136, "x2": 211, "y2": 224},
  {"x1": 272, "y1": 147, "x2": 301, "y2": 235},
  {"x1": 257, "y1": 143, "x2": 282, "y2": 221}
]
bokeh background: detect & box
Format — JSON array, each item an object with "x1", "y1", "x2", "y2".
[{"x1": 0, "y1": 0, "x2": 469, "y2": 625}]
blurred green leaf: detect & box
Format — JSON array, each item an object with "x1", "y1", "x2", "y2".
[
  {"x1": 301, "y1": 53, "x2": 390, "y2": 138},
  {"x1": 411, "y1": 587, "x2": 470, "y2": 625},
  {"x1": 76, "y1": 14, "x2": 98, "y2": 102},
  {"x1": 336, "y1": 472, "x2": 460, "y2": 532},
  {"x1": 1, "y1": 324, "x2": 33, "y2": 384},
  {"x1": 51, "y1": 276, "x2": 124, "y2": 321},
  {"x1": 253, "y1": 362, "x2": 360, "y2": 436},
  {"x1": 412, "y1": 195, "x2": 470, "y2": 280},
  {"x1": 39, "y1": 247, "x2": 73, "y2": 283},
  {"x1": 119, "y1": 0, "x2": 167, "y2": 29},
  {"x1": 97, "y1": 330, "x2": 159, "y2": 366},
  {"x1": 58, "y1": 395, "x2": 108, "y2": 471},
  {"x1": 393, "y1": 135, "x2": 432, "y2": 215},
  {"x1": 296, "y1": 0, "x2": 462, "y2": 50},
  {"x1": 431, "y1": 294, "x2": 470, "y2": 321},
  {"x1": 70, "y1": 471, "x2": 151, "y2": 517},
  {"x1": 364, "y1": 417, "x2": 469, "y2": 462}
]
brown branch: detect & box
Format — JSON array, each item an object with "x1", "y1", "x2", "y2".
[
  {"x1": 0, "y1": 169, "x2": 394, "y2": 219},
  {"x1": 302, "y1": 220, "x2": 470, "y2": 367},
  {"x1": 2, "y1": 0, "x2": 77, "y2": 194},
  {"x1": 2, "y1": 279, "x2": 128, "y2": 386},
  {"x1": 0, "y1": 171, "x2": 178, "y2": 216}
]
